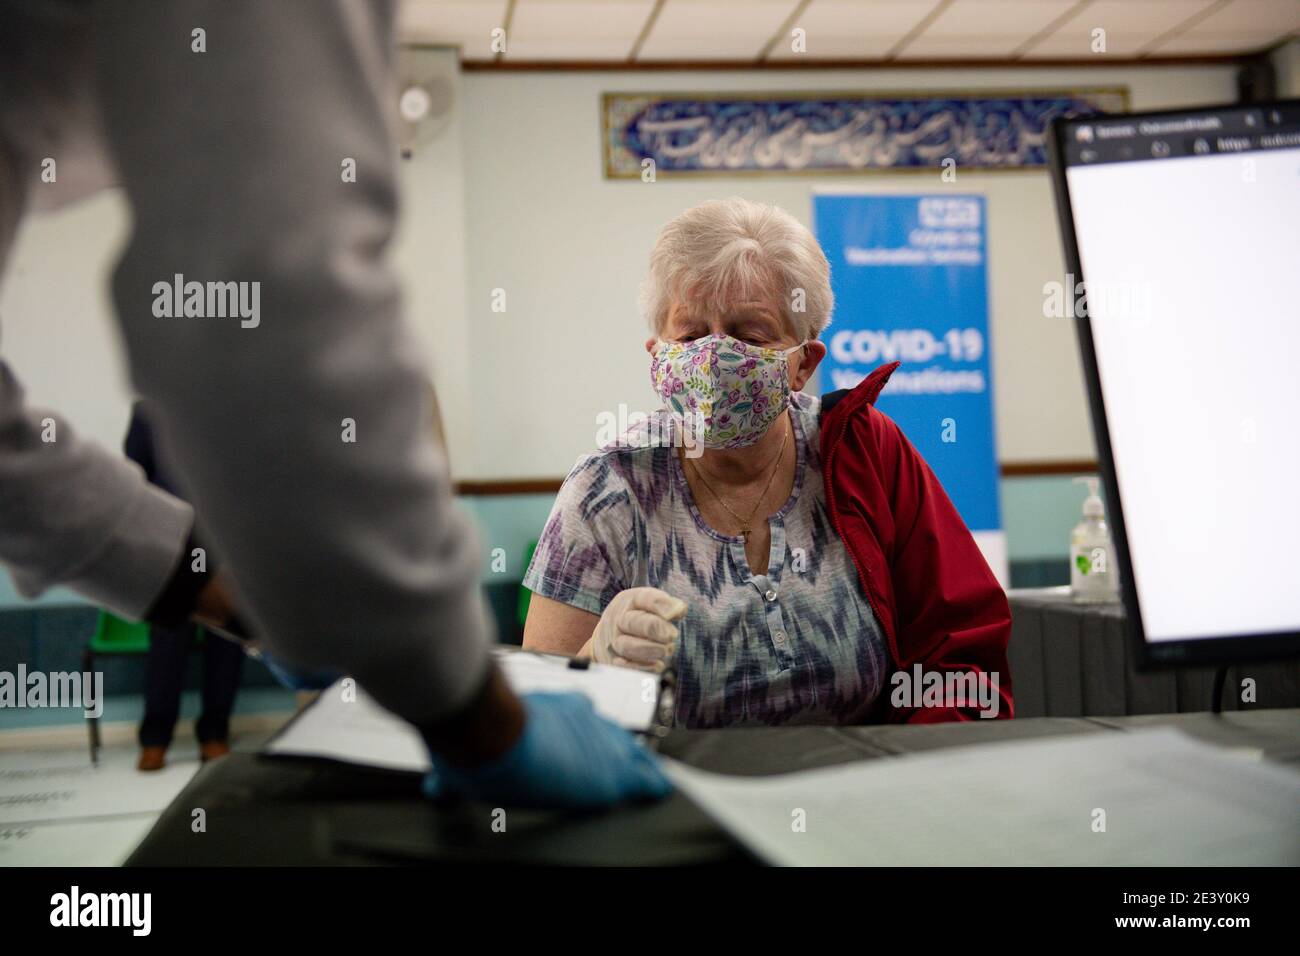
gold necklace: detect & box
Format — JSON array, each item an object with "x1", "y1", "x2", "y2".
[{"x1": 686, "y1": 419, "x2": 791, "y2": 539}]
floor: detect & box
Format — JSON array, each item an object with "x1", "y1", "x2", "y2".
[{"x1": 0, "y1": 726, "x2": 282, "y2": 866}]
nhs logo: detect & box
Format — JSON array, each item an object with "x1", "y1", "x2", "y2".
[{"x1": 918, "y1": 197, "x2": 980, "y2": 229}]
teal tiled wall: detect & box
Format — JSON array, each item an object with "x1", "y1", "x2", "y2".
[
  {"x1": 2, "y1": 477, "x2": 1098, "y2": 611},
  {"x1": 1, "y1": 477, "x2": 1098, "y2": 666},
  {"x1": 463, "y1": 476, "x2": 1098, "y2": 590}
]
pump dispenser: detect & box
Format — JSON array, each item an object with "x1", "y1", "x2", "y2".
[{"x1": 1070, "y1": 477, "x2": 1119, "y2": 603}]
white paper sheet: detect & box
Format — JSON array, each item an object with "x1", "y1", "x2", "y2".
[
  {"x1": 263, "y1": 649, "x2": 659, "y2": 772},
  {"x1": 663, "y1": 728, "x2": 1300, "y2": 866},
  {"x1": 0, "y1": 748, "x2": 195, "y2": 826},
  {"x1": 495, "y1": 650, "x2": 659, "y2": 730}
]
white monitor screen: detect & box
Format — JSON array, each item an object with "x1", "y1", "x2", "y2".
[{"x1": 1058, "y1": 105, "x2": 1300, "y2": 653}]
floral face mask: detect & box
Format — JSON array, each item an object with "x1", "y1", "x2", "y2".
[{"x1": 650, "y1": 333, "x2": 805, "y2": 449}]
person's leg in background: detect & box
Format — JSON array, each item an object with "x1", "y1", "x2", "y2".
[
  {"x1": 138, "y1": 624, "x2": 193, "y2": 771},
  {"x1": 195, "y1": 630, "x2": 244, "y2": 761}
]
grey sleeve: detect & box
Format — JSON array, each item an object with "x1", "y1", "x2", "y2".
[
  {"x1": 0, "y1": 361, "x2": 194, "y2": 619},
  {"x1": 0, "y1": 31, "x2": 192, "y2": 622},
  {"x1": 87, "y1": 0, "x2": 493, "y2": 726}
]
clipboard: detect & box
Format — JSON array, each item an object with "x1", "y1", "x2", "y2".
[{"x1": 261, "y1": 647, "x2": 669, "y2": 774}]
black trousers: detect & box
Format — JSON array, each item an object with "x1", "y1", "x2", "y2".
[{"x1": 138, "y1": 625, "x2": 245, "y2": 748}]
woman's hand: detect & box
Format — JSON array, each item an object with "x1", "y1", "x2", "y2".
[{"x1": 585, "y1": 587, "x2": 687, "y2": 671}]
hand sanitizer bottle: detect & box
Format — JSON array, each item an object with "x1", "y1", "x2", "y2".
[{"x1": 1070, "y1": 477, "x2": 1119, "y2": 603}]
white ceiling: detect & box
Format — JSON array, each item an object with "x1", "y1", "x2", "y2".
[{"x1": 398, "y1": 0, "x2": 1300, "y2": 63}]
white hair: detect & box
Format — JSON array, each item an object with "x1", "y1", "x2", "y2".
[{"x1": 639, "y1": 197, "x2": 834, "y2": 341}]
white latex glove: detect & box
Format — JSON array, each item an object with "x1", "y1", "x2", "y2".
[{"x1": 587, "y1": 587, "x2": 687, "y2": 671}]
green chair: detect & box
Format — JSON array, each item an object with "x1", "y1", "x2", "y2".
[
  {"x1": 516, "y1": 540, "x2": 538, "y2": 632},
  {"x1": 83, "y1": 612, "x2": 200, "y2": 763}
]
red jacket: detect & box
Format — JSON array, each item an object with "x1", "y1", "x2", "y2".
[{"x1": 820, "y1": 362, "x2": 1014, "y2": 723}]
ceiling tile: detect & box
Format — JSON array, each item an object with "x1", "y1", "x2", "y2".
[
  {"x1": 1187, "y1": 0, "x2": 1300, "y2": 35},
  {"x1": 1145, "y1": 0, "x2": 1300, "y2": 54},
  {"x1": 893, "y1": 0, "x2": 1082, "y2": 59},
  {"x1": 1022, "y1": 0, "x2": 1220, "y2": 58},
  {"x1": 921, "y1": 0, "x2": 1080, "y2": 37},
  {"x1": 395, "y1": 0, "x2": 1290, "y2": 62},
  {"x1": 505, "y1": 0, "x2": 657, "y2": 60},
  {"x1": 637, "y1": 0, "x2": 804, "y2": 60},
  {"x1": 898, "y1": 33, "x2": 1041, "y2": 58},
  {"x1": 398, "y1": 0, "x2": 510, "y2": 60},
  {"x1": 768, "y1": 0, "x2": 944, "y2": 60},
  {"x1": 1148, "y1": 31, "x2": 1297, "y2": 54}
]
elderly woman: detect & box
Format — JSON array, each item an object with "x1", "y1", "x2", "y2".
[{"x1": 522, "y1": 198, "x2": 1012, "y2": 728}]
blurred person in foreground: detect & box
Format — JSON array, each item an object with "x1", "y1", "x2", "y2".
[{"x1": 0, "y1": 0, "x2": 667, "y2": 808}]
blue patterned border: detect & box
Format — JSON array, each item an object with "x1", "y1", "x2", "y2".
[{"x1": 604, "y1": 88, "x2": 1128, "y2": 177}]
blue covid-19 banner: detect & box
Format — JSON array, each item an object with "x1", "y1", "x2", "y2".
[{"x1": 813, "y1": 193, "x2": 1005, "y2": 578}]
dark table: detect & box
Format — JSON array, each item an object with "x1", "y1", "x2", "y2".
[
  {"x1": 126, "y1": 709, "x2": 1300, "y2": 866},
  {"x1": 1007, "y1": 587, "x2": 1300, "y2": 717}
]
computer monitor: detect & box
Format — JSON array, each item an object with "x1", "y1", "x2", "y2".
[{"x1": 1048, "y1": 100, "x2": 1300, "y2": 668}]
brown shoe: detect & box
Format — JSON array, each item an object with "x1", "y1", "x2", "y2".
[
  {"x1": 137, "y1": 746, "x2": 167, "y2": 772},
  {"x1": 199, "y1": 740, "x2": 231, "y2": 763}
]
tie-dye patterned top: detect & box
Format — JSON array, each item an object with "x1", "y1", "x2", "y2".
[{"x1": 523, "y1": 390, "x2": 888, "y2": 729}]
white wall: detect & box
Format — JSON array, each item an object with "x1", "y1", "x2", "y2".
[
  {"x1": 1273, "y1": 39, "x2": 1300, "y2": 96},
  {"x1": 0, "y1": 58, "x2": 1238, "y2": 483},
  {"x1": 0, "y1": 48, "x2": 475, "y2": 475},
  {"x1": 461, "y1": 64, "x2": 1237, "y2": 478},
  {"x1": 392, "y1": 48, "x2": 476, "y2": 472},
  {"x1": 0, "y1": 190, "x2": 135, "y2": 452}
]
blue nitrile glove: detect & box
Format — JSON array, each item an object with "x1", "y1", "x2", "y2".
[
  {"x1": 422, "y1": 691, "x2": 672, "y2": 810},
  {"x1": 259, "y1": 652, "x2": 342, "y2": 691}
]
